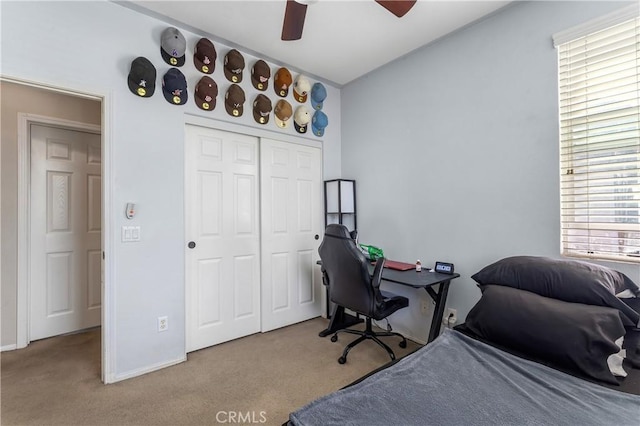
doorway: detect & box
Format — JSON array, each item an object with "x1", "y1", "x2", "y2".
[{"x1": 3, "y1": 79, "x2": 112, "y2": 382}]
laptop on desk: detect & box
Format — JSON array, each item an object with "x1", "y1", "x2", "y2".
[{"x1": 381, "y1": 260, "x2": 416, "y2": 271}]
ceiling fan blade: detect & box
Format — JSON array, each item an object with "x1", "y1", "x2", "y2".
[
  {"x1": 375, "y1": 0, "x2": 417, "y2": 18},
  {"x1": 281, "y1": 0, "x2": 308, "y2": 41}
]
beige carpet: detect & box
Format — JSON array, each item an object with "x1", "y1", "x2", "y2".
[{"x1": 1, "y1": 317, "x2": 420, "y2": 426}]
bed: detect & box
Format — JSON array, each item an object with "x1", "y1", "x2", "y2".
[{"x1": 288, "y1": 256, "x2": 640, "y2": 426}]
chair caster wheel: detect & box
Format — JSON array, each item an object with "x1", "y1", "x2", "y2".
[
  {"x1": 330, "y1": 335, "x2": 338, "y2": 342},
  {"x1": 399, "y1": 340, "x2": 407, "y2": 348},
  {"x1": 338, "y1": 356, "x2": 346, "y2": 364}
]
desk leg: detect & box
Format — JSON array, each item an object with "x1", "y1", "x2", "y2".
[
  {"x1": 325, "y1": 286, "x2": 331, "y2": 318},
  {"x1": 427, "y1": 280, "x2": 451, "y2": 343},
  {"x1": 318, "y1": 304, "x2": 363, "y2": 337}
]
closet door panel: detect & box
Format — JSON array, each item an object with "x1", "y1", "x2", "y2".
[
  {"x1": 260, "y1": 138, "x2": 323, "y2": 332},
  {"x1": 185, "y1": 125, "x2": 260, "y2": 352}
]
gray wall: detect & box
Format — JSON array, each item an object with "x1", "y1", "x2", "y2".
[
  {"x1": 341, "y1": 0, "x2": 640, "y2": 342},
  {"x1": 1, "y1": 1, "x2": 341, "y2": 380}
]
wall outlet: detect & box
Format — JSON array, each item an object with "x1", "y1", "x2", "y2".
[
  {"x1": 443, "y1": 308, "x2": 457, "y2": 326},
  {"x1": 158, "y1": 316, "x2": 168, "y2": 332}
]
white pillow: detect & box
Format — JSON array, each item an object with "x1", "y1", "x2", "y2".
[
  {"x1": 607, "y1": 337, "x2": 627, "y2": 378},
  {"x1": 616, "y1": 289, "x2": 636, "y2": 298}
]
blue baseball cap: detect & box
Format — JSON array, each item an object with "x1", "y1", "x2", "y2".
[
  {"x1": 311, "y1": 110, "x2": 328, "y2": 137},
  {"x1": 310, "y1": 82, "x2": 327, "y2": 110},
  {"x1": 162, "y1": 68, "x2": 188, "y2": 105}
]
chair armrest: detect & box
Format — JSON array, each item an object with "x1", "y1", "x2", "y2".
[
  {"x1": 371, "y1": 257, "x2": 386, "y2": 288},
  {"x1": 320, "y1": 266, "x2": 329, "y2": 287}
]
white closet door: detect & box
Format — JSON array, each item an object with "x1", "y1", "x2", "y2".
[
  {"x1": 185, "y1": 125, "x2": 260, "y2": 352},
  {"x1": 30, "y1": 124, "x2": 102, "y2": 341},
  {"x1": 260, "y1": 138, "x2": 323, "y2": 332}
]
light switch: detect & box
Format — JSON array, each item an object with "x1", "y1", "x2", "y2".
[{"x1": 122, "y1": 226, "x2": 141, "y2": 242}]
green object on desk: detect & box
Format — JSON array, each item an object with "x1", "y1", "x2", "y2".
[{"x1": 359, "y1": 244, "x2": 384, "y2": 261}]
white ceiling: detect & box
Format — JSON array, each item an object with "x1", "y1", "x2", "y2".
[{"x1": 126, "y1": 1, "x2": 512, "y2": 86}]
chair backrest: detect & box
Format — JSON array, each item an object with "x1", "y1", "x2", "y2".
[{"x1": 318, "y1": 224, "x2": 380, "y2": 316}]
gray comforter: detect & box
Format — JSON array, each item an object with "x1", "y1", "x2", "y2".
[{"x1": 289, "y1": 330, "x2": 640, "y2": 425}]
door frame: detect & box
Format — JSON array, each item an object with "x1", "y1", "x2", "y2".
[{"x1": 9, "y1": 76, "x2": 114, "y2": 383}]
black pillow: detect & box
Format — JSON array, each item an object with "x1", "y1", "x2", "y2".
[
  {"x1": 465, "y1": 285, "x2": 626, "y2": 385},
  {"x1": 471, "y1": 256, "x2": 640, "y2": 327},
  {"x1": 621, "y1": 298, "x2": 640, "y2": 368},
  {"x1": 624, "y1": 327, "x2": 640, "y2": 368}
]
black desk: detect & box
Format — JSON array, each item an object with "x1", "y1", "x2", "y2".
[{"x1": 319, "y1": 266, "x2": 460, "y2": 344}]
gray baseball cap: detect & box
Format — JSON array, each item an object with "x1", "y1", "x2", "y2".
[{"x1": 160, "y1": 27, "x2": 186, "y2": 67}]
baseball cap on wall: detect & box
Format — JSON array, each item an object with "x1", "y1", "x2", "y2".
[
  {"x1": 194, "y1": 76, "x2": 218, "y2": 111},
  {"x1": 310, "y1": 82, "x2": 327, "y2": 110},
  {"x1": 162, "y1": 68, "x2": 188, "y2": 105},
  {"x1": 225, "y1": 84, "x2": 246, "y2": 117},
  {"x1": 294, "y1": 106, "x2": 311, "y2": 134},
  {"x1": 160, "y1": 27, "x2": 186, "y2": 67},
  {"x1": 224, "y1": 49, "x2": 245, "y2": 83},
  {"x1": 253, "y1": 94, "x2": 272, "y2": 125},
  {"x1": 293, "y1": 75, "x2": 311, "y2": 103},
  {"x1": 311, "y1": 110, "x2": 328, "y2": 137},
  {"x1": 251, "y1": 60, "x2": 271, "y2": 91},
  {"x1": 274, "y1": 67, "x2": 292, "y2": 98},
  {"x1": 193, "y1": 38, "x2": 217, "y2": 74},
  {"x1": 274, "y1": 99, "x2": 293, "y2": 129},
  {"x1": 127, "y1": 56, "x2": 156, "y2": 98}
]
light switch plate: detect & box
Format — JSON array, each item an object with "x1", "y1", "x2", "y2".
[{"x1": 122, "y1": 226, "x2": 141, "y2": 242}]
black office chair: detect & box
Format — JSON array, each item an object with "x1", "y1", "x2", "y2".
[{"x1": 319, "y1": 224, "x2": 409, "y2": 364}]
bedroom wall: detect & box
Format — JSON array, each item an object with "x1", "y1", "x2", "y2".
[
  {"x1": 341, "y1": 0, "x2": 639, "y2": 343},
  {"x1": 0, "y1": 0, "x2": 341, "y2": 380}
]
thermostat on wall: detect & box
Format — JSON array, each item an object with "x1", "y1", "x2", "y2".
[{"x1": 125, "y1": 203, "x2": 137, "y2": 219}]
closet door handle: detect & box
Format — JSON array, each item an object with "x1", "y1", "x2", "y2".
[
  {"x1": 314, "y1": 234, "x2": 319, "y2": 240},
  {"x1": 188, "y1": 241, "x2": 196, "y2": 249}
]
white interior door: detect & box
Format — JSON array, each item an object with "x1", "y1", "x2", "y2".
[
  {"x1": 260, "y1": 138, "x2": 323, "y2": 332},
  {"x1": 30, "y1": 124, "x2": 102, "y2": 341},
  {"x1": 185, "y1": 125, "x2": 260, "y2": 352}
]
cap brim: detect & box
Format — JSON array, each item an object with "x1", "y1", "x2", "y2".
[
  {"x1": 193, "y1": 56, "x2": 214, "y2": 74},
  {"x1": 195, "y1": 95, "x2": 216, "y2": 111},
  {"x1": 275, "y1": 86, "x2": 289, "y2": 98},
  {"x1": 311, "y1": 100, "x2": 323, "y2": 110},
  {"x1": 128, "y1": 75, "x2": 155, "y2": 98},
  {"x1": 311, "y1": 124, "x2": 325, "y2": 137},
  {"x1": 161, "y1": 47, "x2": 185, "y2": 67},
  {"x1": 251, "y1": 75, "x2": 268, "y2": 91},
  {"x1": 224, "y1": 67, "x2": 243, "y2": 83},
  {"x1": 294, "y1": 90, "x2": 308, "y2": 103},
  {"x1": 163, "y1": 87, "x2": 187, "y2": 105},
  {"x1": 274, "y1": 116, "x2": 289, "y2": 128},
  {"x1": 225, "y1": 102, "x2": 243, "y2": 117},
  {"x1": 253, "y1": 109, "x2": 270, "y2": 125},
  {"x1": 294, "y1": 121, "x2": 308, "y2": 134}
]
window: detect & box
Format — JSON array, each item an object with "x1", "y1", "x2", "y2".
[{"x1": 554, "y1": 7, "x2": 640, "y2": 263}]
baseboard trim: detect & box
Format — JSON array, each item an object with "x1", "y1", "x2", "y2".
[
  {"x1": 108, "y1": 355, "x2": 187, "y2": 383},
  {"x1": 1, "y1": 344, "x2": 18, "y2": 352}
]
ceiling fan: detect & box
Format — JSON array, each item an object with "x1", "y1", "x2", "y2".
[{"x1": 281, "y1": 0, "x2": 417, "y2": 41}]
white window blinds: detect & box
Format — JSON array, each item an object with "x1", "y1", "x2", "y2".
[{"x1": 556, "y1": 11, "x2": 640, "y2": 262}]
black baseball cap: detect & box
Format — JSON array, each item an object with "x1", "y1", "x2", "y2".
[{"x1": 127, "y1": 57, "x2": 156, "y2": 98}]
